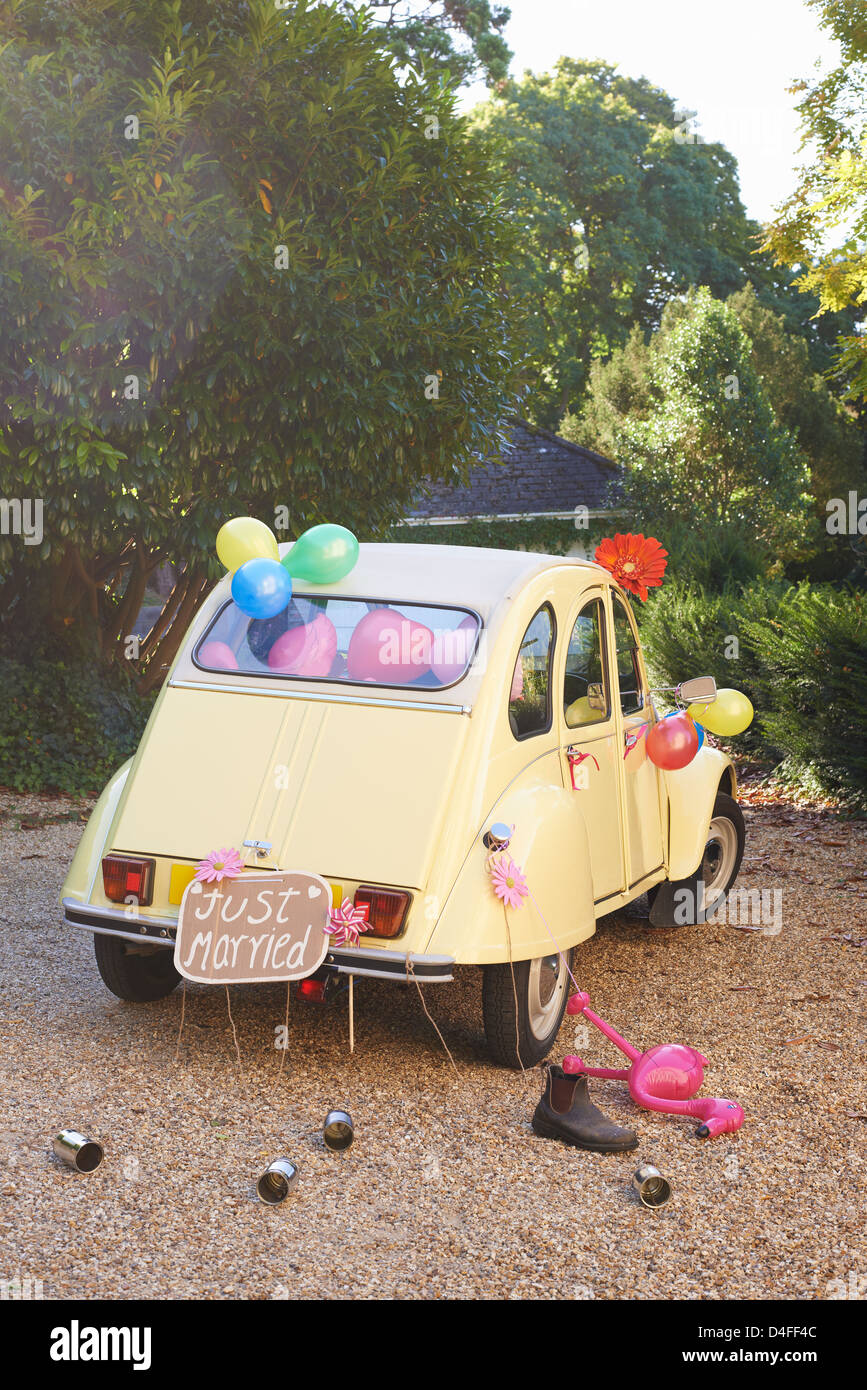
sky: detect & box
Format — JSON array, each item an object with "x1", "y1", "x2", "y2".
[{"x1": 460, "y1": 0, "x2": 839, "y2": 225}]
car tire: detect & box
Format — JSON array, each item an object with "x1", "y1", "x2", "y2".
[
  {"x1": 650, "y1": 791, "x2": 745, "y2": 926},
  {"x1": 93, "y1": 933, "x2": 181, "y2": 1002},
  {"x1": 699, "y1": 791, "x2": 746, "y2": 910},
  {"x1": 482, "y1": 949, "x2": 573, "y2": 1068}
]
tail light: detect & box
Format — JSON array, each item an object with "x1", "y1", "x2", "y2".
[
  {"x1": 297, "y1": 978, "x2": 329, "y2": 1003},
  {"x1": 102, "y1": 855, "x2": 155, "y2": 906},
  {"x1": 354, "y1": 886, "x2": 410, "y2": 939}
]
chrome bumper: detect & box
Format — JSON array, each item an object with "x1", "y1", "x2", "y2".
[{"x1": 61, "y1": 897, "x2": 454, "y2": 982}]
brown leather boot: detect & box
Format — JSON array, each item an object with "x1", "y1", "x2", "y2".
[{"x1": 532, "y1": 1065, "x2": 638, "y2": 1153}]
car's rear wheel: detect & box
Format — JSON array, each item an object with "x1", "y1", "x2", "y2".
[
  {"x1": 93, "y1": 934, "x2": 181, "y2": 1002},
  {"x1": 482, "y1": 949, "x2": 572, "y2": 1068}
]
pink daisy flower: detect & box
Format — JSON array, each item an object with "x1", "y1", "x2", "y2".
[
  {"x1": 488, "y1": 854, "x2": 528, "y2": 910},
  {"x1": 194, "y1": 847, "x2": 244, "y2": 883}
]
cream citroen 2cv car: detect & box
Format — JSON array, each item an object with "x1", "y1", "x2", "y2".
[{"x1": 61, "y1": 544, "x2": 744, "y2": 1066}]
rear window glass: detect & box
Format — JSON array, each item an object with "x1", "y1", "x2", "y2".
[{"x1": 194, "y1": 595, "x2": 481, "y2": 689}]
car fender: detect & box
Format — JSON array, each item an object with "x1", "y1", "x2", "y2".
[
  {"x1": 424, "y1": 769, "x2": 596, "y2": 965},
  {"x1": 59, "y1": 758, "x2": 134, "y2": 905},
  {"x1": 665, "y1": 747, "x2": 737, "y2": 879}
]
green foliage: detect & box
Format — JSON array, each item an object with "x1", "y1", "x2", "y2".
[
  {"x1": 0, "y1": 0, "x2": 524, "y2": 684},
  {"x1": 570, "y1": 284, "x2": 867, "y2": 582},
  {"x1": 741, "y1": 585, "x2": 867, "y2": 811},
  {"x1": 0, "y1": 633, "x2": 154, "y2": 795},
  {"x1": 345, "y1": 1, "x2": 512, "y2": 87},
  {"x1": 726, "y1": 286, "x2": 866, "y2": 575},
  {"x1": 571, "y1": 288, "x2": 814, "y2": 566},
  {"x1": 469, "y1": 58, "x2": 815, "y2": 427},
  {"x1": 655, "y1": 518, "x2": 768, "y2": 593},
  {"x1": 762, "y1": 0, "x2": 867, "y2": 403},
  {"x1": 637, "y1": 581, "x2": 867, "y2": 809}
]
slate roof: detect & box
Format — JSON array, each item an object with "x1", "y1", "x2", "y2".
[{"x1": 404, "y1": 418, "x2": 622, "y2": 522}]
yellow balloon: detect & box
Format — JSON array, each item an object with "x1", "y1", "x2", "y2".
[
  {"x1": 694, "y1": 688, "x2": 753, "y2": 737},
  {"x1": 216, "y1": 516, "x2": 279, "y2": 573}
]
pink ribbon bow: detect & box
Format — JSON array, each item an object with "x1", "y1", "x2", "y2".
[
  {"x1": 326, "y1": 898, "x2": 371, "y2": 948},
  {"x1": 567, "y1": 750, "x2": 600, "y2": 789},
  {"x1": 624, "y1": 724, "x2": 649, "y2": 759}
]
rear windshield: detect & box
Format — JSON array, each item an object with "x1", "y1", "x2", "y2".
[{"x1": 194, "y1": 595, "x2": 482, "y2": 690}]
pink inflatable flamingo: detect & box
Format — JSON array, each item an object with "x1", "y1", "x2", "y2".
[{"x1": 563, "y1": 992, "x2": 744, "y2": 1139}]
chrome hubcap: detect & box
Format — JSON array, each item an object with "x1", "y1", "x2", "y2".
[{"x1": 528, "y1": 954, "x2": 566, "y2": 1037}]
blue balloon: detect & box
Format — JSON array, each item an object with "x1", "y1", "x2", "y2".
[
  {"x1": 693, "y1": 720, "x2": 705, "y2": 750},
  {"x1": 231, "y1": 558, "x2": 292, "y2": 619}
]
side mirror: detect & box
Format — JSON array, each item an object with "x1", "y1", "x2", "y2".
[
  {"x1": 678, "y1": 676, "x2": 717, "y2": 704},
  {"x1": 587, "y1": 682, "x2": 606, "y2": 711}
]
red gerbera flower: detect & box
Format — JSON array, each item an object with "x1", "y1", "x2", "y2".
[{"x1": 594, "y1": 533, "x2": 668, "y2": 601}]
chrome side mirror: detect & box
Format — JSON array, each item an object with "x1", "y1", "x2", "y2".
[{"x1": 677, "y1": 676, "x2": 717, "y2": 704}]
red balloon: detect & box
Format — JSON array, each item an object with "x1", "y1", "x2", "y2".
[
  {"x1": 267, "y1": 613, "x2": 337, "y2": 677},
  {"x1": 346, "y1": 608, "x2": 433, "y2": 683},
  {"x1": 646, "y1": 711, "x2": 699, "y2": 770},
  {"x1": 431, "y1": 615, "x2": 478, "y2": 684}
]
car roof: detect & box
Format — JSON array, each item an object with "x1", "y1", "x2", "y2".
[{"x1": 277, "y1": 542, "x2": 605, "y2": 618}]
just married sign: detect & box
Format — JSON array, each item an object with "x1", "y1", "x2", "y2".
[{"x1": 174, "y1": 870, "x2": 331, "y2": 984}]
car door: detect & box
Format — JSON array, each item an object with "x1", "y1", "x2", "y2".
[
  {"x1": 609, "y1": 590, "x2": 666, "y2": 889},
  {"x1": 557, "y1": 589, "x2": 625, "y2": 904}
]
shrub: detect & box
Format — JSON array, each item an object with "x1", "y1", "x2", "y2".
[
  {"x1": 0, "y1": 637, "x2": 153, "y2": 796},
  {"x1": 638, "y1": 580, "x2": 867, "y2": 807},
  {"x1": 742, "y1": 585, "x2": 867, "y2": 810}
]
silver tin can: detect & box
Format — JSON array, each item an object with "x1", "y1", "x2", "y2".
[
  {"x1": 256, "y1": 1158, "x2": 299, "y2": 1204},
  {"x1": 323, "y1": 1110, "x2": 354, "y2": 1152},
  {"x1": 52, "y1": 1130, "x2": 104, "y2": 1174},
  {"x1": 632, "y1": 1164, "x2": 672, "y2": 1208}
]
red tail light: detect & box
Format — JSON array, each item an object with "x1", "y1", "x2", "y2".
[
  {"x1": 102, "y1": 855, "x2": 155, "y2": 906},
  {"x1": 298, "y1": 978, "x2": 328, "y2": 1002},
  {"x1": 354, "y1": 887, "x2": 410, "y2": 939}
]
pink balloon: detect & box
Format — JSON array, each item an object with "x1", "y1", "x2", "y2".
[
  {"x1": 198, "y1": 640, "x2": 239, "y2": 671},
  {"x1": 346, "y1": 608, "x2": 433, "y2": 683},
  {"x1": 431, "y1": 614, "x2": 478, "y2": 684},
  {"x1": 267, "y1": 613, "x2": 337, "y2": 677},
  {"x1": 646, "y1": 711, "x2": 699, "y2": 770}
]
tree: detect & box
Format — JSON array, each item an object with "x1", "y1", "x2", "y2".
[
  {"x1": 470, "y1": 58, "x2": 810, "y2": 427},
  {"x1": 571, "y1": 289, "x2": 813, "y2": 564},
  {"x1": 340, "y1": 1, "x2": 512, "y2": 87},
  {"x1": 762, "y1": 0, "x2": 867, "y2": 402},
  {"x1": 0, "y1": 0, "x2": 524, "y2": 692},
  {"x1": 568, "y1": 284, "x2": 865, "y2": 523},
  {"x1": 726, "y1": 285, "x2": 865, "y2": 513}
]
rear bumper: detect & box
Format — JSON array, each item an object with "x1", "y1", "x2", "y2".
[{"x1": 61, "y1": 897, "x2": 454, "y2": 983}]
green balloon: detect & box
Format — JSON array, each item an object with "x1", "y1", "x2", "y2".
[{"x1": 281, "y1": 523, "x2": 359, "y2": 585}]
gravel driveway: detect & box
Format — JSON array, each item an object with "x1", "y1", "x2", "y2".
[{"x1": 1, "y1": 790, "x2": 865, "y2": 1301}]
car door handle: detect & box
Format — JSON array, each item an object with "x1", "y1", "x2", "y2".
[{"x1": 565, "y1": 748, "x2": 599, "y2": 789}]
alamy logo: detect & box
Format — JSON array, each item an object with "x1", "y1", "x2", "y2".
[
  {"x1": 49, "y1": 1321, "x2": 152, "y2": 1371},
  {"x1": 826, "y1": 1271, "x2": 867, "y2": 1300},
  {"x1": 674, "y1": 884, "x2": 782, "y2": 935},
  {"x1": 0, "y1": 1274, "x2": 43, "y2": 1299},
  {"x1": 0, "y1": 497, "x2": 43, "y2": 545}
]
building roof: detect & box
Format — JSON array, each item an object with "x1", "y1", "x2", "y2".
[{"x1": 404, "y1": 418, "x2": 621, "y2": 523}]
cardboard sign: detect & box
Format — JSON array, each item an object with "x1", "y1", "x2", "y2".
[{"x1": 174, "y1": 871, "x2": 331, "y2": 984}]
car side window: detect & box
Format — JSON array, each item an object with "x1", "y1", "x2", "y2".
[
  {"x1": 564, "y1": 598, "x2": 610, "y2": 728},
  {"x1": 611, "y1": 594, "x2": 644, "y2": 716},
  {"x1": 509, "y1": 605, "x2": 554, "y2": 739}
]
